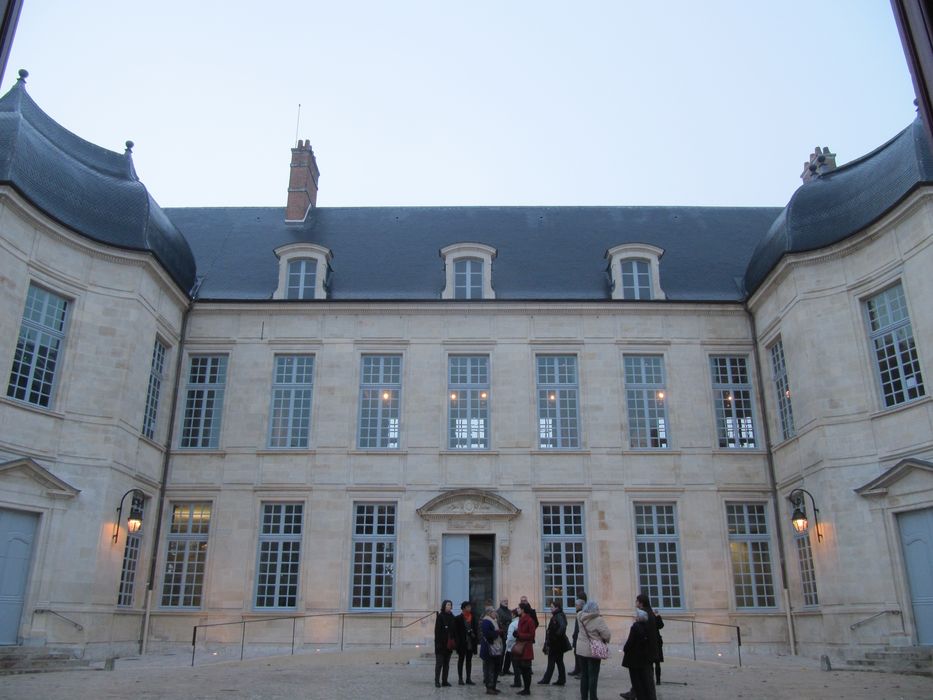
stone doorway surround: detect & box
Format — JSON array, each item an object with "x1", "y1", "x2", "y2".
[{"x1": 416, "y1": 489, "x2": 521, "y2": 606}]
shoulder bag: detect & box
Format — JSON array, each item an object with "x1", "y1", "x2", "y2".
[{"x1": 579, "y1": 617, "x2": 609, "y2": 660}]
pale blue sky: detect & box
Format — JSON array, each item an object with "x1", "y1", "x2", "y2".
[{"x1": 3, "y1": 1, "x2": 917, "y2": 208}]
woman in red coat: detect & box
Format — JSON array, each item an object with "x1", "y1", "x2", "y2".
[{"x1": 513, "y1": 601, "x2": 537, "y2": 695}]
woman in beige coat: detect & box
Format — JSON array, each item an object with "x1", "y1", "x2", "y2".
[{"x1": 575, "y1": 600, "x2": 611, "y2": 700}]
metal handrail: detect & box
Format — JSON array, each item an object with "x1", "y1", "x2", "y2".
[
  {"x1": 849, "y1": 609, "x2": 901, "y2": 631},
  {"x1": 34, "y1": 608, "x2": 84, "y2": 631},
  {"x1": 602, "y1": 613, "x2": 742, "y2": 667},
  {"x1": 190, "y1": 610, "x2": 437, "y2": 666}
]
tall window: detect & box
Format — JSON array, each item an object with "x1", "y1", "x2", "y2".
[
  {"x1": 6, "y1": 283, "x2": 69, "y2": 408},
  {"x1": 537, "y1": 355, "x2": 580, "y2": 449},
  {"x1": 795, "y1": 530, "x2": 819, "y2": 607},
  {"x1": 711, "y1": 356, "x2": 756, "y2": 448},
  {"x1": 351, "y1": 503, "x2": 396, "y2": 609},
  {"x1": 255, "y1": 503, "x2": 303, "y2": 609},
  {"x1": 624, "y1": 355, "x2": 669, "y2": 448},
  {"x1": 180, "y1": 355, "x2": 227, "y2": 448},
  {"x1": 161, "y1": 502, "x2": 211, "y2": 608},
  {"x1": 448, "y1": 355, "x2": 489, "y2": 449},
  {"x1": 726, "y1": 503, "x2": 776, "y2": 609},
  {"x1": 542, "y1": 504, "x2": 587, "y2": 610},
  {"x1": 269, "y1": 355, "x2": 314, "y2": 448},
  {"x1": 634, "y1": 503, "x2": 683, "y2": 609},
  {"x1": 117, "y1": 498, "x2": 145, "y2": 607},
  {"x1": 866, "y1": 283, "x2": 925, "y2": 408},
  {"x1": 454, "y1": 258, "x2": 483, "y2": 299},
  {"x1": 142, "y1": 339, "x2": 167, "y2": 440},
  {"x1": 358, "y1": 355, "x2": 401, "y2": 449},
  {"x1": 620, "y1": 259, "x2": 651, "y2": 300},
  {"x1": 769, "y1": 340, "x2": 795, "y2": 440},
  {"x1": 286, "y1": 258, "x2": 317, "y2": 300}
]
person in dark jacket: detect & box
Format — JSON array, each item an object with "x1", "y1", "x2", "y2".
[
  {"x1": 454, "y1": 600, "x2": 479, "y2": 685},
  {"x1": 479, "y1": 605, "x2": 503, "y2": 695},
  {"x1": 567, "y1": 590, "x2": 587, "y2": 677},
  {"x1": 654, "y1": 610, "x2": 664, "y2": 685},
  {"x1": 621, "y1": 594, "x2": 659, "y2": 700},
  {"x1": 434, "y1": 599, "x2": 455, "y2": 687},
  {"x1": 513, "y1": 601, "x2": 537, "y2": 696},
  {"x1": 497, "y1": 598, "x2": 513, "y2": 676},
  {"x1": 538, "y1": 599, "x2": 569, "y2": 685}
]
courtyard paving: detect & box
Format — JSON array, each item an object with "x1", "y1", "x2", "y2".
[{"x1": 0, "y1": 648, "x2": 931, "y2": 699}]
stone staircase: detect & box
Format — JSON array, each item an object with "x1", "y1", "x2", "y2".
[
  {"x1": 844, "y1": 647, "x2": 933, "y2": 677},
  {"x1": 0, "y1": 646, "x2": 93, "y2": 674}
]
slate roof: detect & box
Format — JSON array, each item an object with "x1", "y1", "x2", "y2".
[
  {"x1": 167, "y1": 205, "x2": 782, "y2": 302},
  {"x1": 744, "y1": 118, "x2": 933, "y2": 294},
  {"x1": 2, "y1": 74, "x2": 930, "y2": 303},
  {"x1": 0, "y1": 72, "x2": 196, "y2": 292}
]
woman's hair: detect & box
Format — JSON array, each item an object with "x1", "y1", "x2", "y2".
[
  {"x1": 581, "y1": 600, "x2": 600, "y2": 614},
  {"x1": 636, "y1": 593, "x2": 654, "y2": 616},
  {"x1": 551, "y1": 599, "x2": 563, "y2": 612},
  {"x1": 440, "y1": 599, "x2": 453, "y2": 613},
  {"x1": 484, "y1": 605, "x2": 496, "y2": 616},
  {"x1": 518, "y1": 601, "x2": 533, "y2": 615},
  {"x1": 461, "y1": 600, "x2": 471, "y2": 610}
]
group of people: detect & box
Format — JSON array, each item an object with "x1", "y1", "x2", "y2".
[{"x1": 433, "y1": 591, "x2": 663, "y2": 700}]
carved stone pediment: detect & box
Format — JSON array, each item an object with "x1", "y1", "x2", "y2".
[
  {"x1": 417, "y1": 489, "x2": 521, "y2": 521},
  {"x1": 0, "y1": 457, "x2": 80, "y2": 499},
  {"x1": 855, "y1": 458, "x2": 933, "y2": 497}
]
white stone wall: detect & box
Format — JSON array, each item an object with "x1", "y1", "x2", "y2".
[{"x1": 750, "y1": 190, "x2": 933, "y2": 655}]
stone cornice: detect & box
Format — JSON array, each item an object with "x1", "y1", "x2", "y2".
[{"x1": 417, "y1": 488, "x2": 521, "y2": 521}]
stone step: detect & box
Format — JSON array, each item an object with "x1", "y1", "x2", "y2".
[
  {"x1": 0, "y1": 647, "x2": 91, "y2": 675},
  {"x1": 866, "y1": 650, "x2": 933, "y2": 661}
]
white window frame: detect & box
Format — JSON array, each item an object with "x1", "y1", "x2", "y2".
[
  {"x1": 142, "y1": 338, "x2": 168, "y2": 440},
  {"x1": 794, "y1": 529, "x2": 819, "y2": 608},
  {"x1": 357, "y1": 355, "x2": 402, "y2": 449},
  {"x1": 448, "y1": 355, "x2": 490, "y2": 449},
  {"x1": 624, "y1": 355, "x2": 670, "y2": 448},
  {"x1": 6, "y1": 282, "x2": 70, "y2": 409},
  {"x1": 273, "y1": 243, "x2": 332, "y2": 300},
  {"x1": 769, "y1": 339, "x2": 796, "y2": 441},
  {"x1": 350, "y1": 502, "x2": 396, "y2": 610},
  {"x1": 536, "y1": 355, "x2": 580, "y2": 449},
  {"x1": 541, "y1": 503, "x2": 587, "y2": 610},
  {"x1": 726, "y1": 502, "x2": 777, "y2": 609},
  {"x1": 268, "y1": 355, "x2": 315, "y2": 448},
  {"x1": 634, "y1": 502, "x2": 684, "y2": 609},
  {"x1": 864, "y1": 282, "x2": 925, "y2": 408},
  {"x1": 710, "y1": 355, "x2": 757, "y2": 449},
  {"x1": 606, "y1": 244, "x2": 665, "y2": 300},
  {"x1": 440, "y1": 243, "x2": 497, "y2": 299},
  {"x1": 160, "y1": 501, "x2": 212, "y2": 608},
  {"x1": 179, "y1": 354, "x2": 228, "y2": 449},
  {"x1": 254, "y1": 502, "x2": 304, "y2": 610},
  {"x1": 117, "y1": 497, "x2": 145, "y2": 608}
]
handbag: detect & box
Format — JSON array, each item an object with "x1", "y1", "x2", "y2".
[
  {"x1": 447, "y1": 636, "x2": 456, "y2": 651},
  {"x1": 512, "y1": 640, "x2": 527, "y2": 656},
  {"x1": 580, "y1": 617, "x2": 610, "y2": 659}
]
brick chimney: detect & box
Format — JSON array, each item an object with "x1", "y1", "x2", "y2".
[
  {"x1": 800, "y1": 146, "x2": 837, "y2": 184},
  {"x1": 286, "y1": 139, "x2": 320, "y2": 222}
]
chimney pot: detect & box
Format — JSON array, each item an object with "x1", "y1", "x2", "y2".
[
  {"x1": 800, "y1": 145, "x2": 837, "y2": 184},
  {"x1": 286, "y1": 138, "x2": 320, "y2": 222}
]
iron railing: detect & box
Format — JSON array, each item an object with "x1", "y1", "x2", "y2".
[
  {"x1": 190, "y1": 610, "x2": 436, "y2": 666},
  {"x1": 600, "y1": 614, "x2": 742, "y2": 667}
]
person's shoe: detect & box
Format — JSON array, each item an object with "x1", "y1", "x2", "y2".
[
  {"x1": 486, "y1": 689, "x2": 496, "y2": 695},
  {"x1": 537, "y1": 680, "x2": 550, "y2": 685},
  {"x1": 458, "y1": 680, "x2": 465, "y2": 686},
  {"x1": 466, "y1": 680, "x2": 475, "y2": 685},
  {"x1": 517, "y1": 691, "x2": 531, "y2": 697},
  {"x1": 553, "y1": 681, "x2": 565, "y2": 686},
  {"x1": 442, "y1": 681, "x2": 452, "y2": 687},
  {"x1": 435, "y1": 682, "x2": 441, "y2": 688},
  {"x1": 620, "y1": 692, "x2": 635, "y2": 699},
  {"x1": 567, "y1": 671, "x2": 579, "y2": 677}
]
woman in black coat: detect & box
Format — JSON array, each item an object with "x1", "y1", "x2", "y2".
[
  {"x1": 434, "y1": 599, "x2": 455, "y2": 687},
  {"x1": 453, "y1": 600, "x2": 479, "y2": 684},
  {"x1": 621, "y1": 594, "x2": 659, "y2": 700},
  {"x1": 538, "y1": 599, "x2": 568, "y2": 685}
]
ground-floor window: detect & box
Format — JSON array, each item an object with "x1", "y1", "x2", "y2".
[
  {"x1": 117, "y1": 531, "x2": 142, "y2": 607},
  {"x1": 726, "y1": 502, "x2": 776, "y2": 608},
  {"x1": 541, "y1": 503, "x2": 586, "y2": 609},
  {"x1": 351, "y1": 502, "x2": 396, "y2": 609},
  {"x1": 634, "y1": 503, "x2": 683, "y2": 609},
  {"x1": 795, "y1": 531, "x2": 819, "y2": 607},
  {"x1": 255, "y1": 503, "x2": 303, "y2": 609},
  {"x1": 161, "y1": 502, "x2": 211, "y2": 608}
]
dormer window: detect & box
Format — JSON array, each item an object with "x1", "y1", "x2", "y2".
[
  {"x1": 274, "y1": 243, "x2": 332, "y2": 300},
  {"x1": 455, "y1": 258, "x2": 483, "y2": 299},
  {"x1": 440, "y1": 243, "x2": 497, "y2": 300},
  {"x1": 606, "y1": 244, "x2": 665, "y2": 301},
  {"x1": 287, "y1": 258, "x2": 317, "y2": 299}
]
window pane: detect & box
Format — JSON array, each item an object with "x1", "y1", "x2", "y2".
[
  {"x1": 358, "y1": 356, "x2": 402, "y2": 448},
  {"x1": 351, "y1": 503, "x2": 396, "y2": 609},
  {"x1": 161, "y1": 502, "x2": 211, "y2": 608},
  {"x1": 624, "y1": 356, "x2": 669, "y2": 448},
  {"x1": 269, "y1": 355, "x2": 314, "y2": 448},
  {"x1": 541, "y1": 504, "x2": 586, "y2": 610},
  {"x1": 711, "y1": 356, "x2": 756, "y2": 448},
  {"x1": 7, "y1": 284, "x2": 69, "y2": 408},
  {"x1": 536, "y1": 356, "x2": 579, "y2": 448},
  {"x1": 726, "y1": 503, "x2": 775, "y2": 608},
  {"x1": 181, "y1": 356, "x2": 228, "y2": 448},
  {"x1": 255, "y1": 503, "x2": 303, "y2": 609}
]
